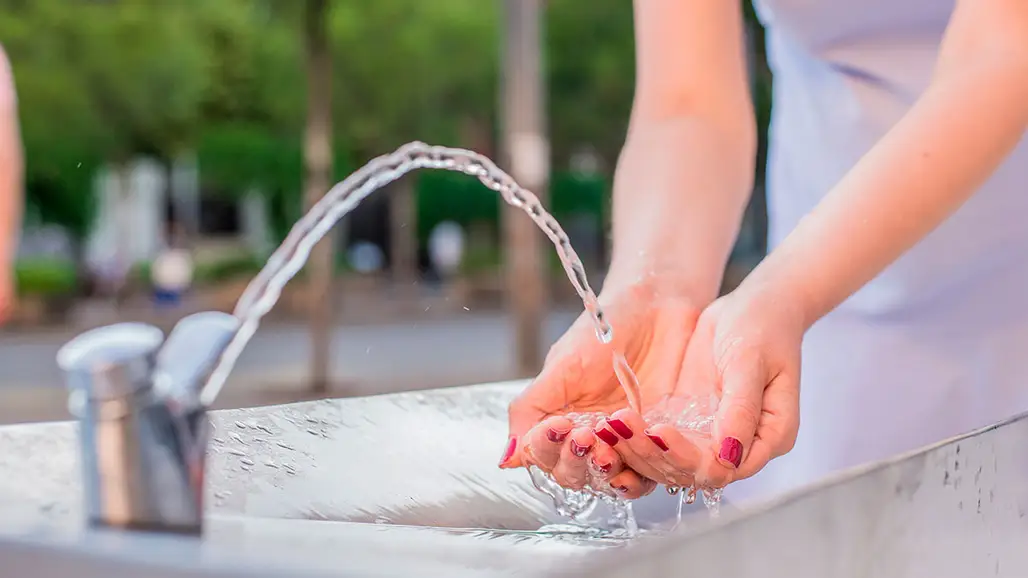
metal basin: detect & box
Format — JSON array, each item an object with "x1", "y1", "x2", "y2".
[
  {"x1": 1, "y1": 380, "x2": 1027, "y2": 577},
  {"x1": 0, "y1": 381, "x2": 705, "y2": 577}
]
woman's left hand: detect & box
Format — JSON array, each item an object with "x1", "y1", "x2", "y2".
[{"x1": 600, "y1": 281, "x2": 806, "y2": 489}]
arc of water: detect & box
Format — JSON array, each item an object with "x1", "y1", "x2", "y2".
[{"x1": 199, "y1": 142, "x2": 621, "y2": 407}]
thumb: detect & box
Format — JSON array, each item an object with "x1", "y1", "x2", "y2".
[{"x1": 712, "y1": 355, "x2": 765, "y2": 470}]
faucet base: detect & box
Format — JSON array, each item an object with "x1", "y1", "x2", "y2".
[{"x1": 90, "y1": 519, "x2": 203, "y2": 537}]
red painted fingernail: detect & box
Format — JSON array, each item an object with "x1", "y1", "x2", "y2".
[
  {"x1": 611, "y1": 483, "x2": 629, "y2": 494},
  {"x1": 594, "y1": 427, "x2": 619, "y2": 447},
  {"x1": 607, "y1": 419, "x2": 634, "y2": 439},
  {"x1": 546, "y1": 427, "x2": 570, "y2": 443},
  {"x1": 499, "y1": 436, "x2": 517, "y2": 467},
  {"x1": 646, "y1": 431, "x2": 670, "y2": 452},
  {"x1": 720, "y1": 437, "x2": 743, "y2": 468},
  {"x1": 590, "y1": 458, "x2": 612, "y2": 474},
  {"x1": 570, "y1": 439, "x2": 592, "y2": 457}
]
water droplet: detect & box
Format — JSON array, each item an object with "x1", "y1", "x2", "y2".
[{"x1": 228, "y1": 448, "x2": 247, "y2": 457}]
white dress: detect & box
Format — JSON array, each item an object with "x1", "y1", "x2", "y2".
[{"x1": 728, "y1": 0, "x2": 1028, "y2": 505}]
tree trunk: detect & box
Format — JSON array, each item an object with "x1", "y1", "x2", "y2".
[
  {"x1": 389, "y1": 177, "x2": 417, "y2": 299},
  {"x1": 303, "y1": 0, "x2": 334, "y2": 393},
  {"x1": 500, "y1": 0, "x2": 548, "y2": 376}
]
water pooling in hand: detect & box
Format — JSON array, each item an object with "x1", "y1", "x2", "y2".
[
  {"x1": 532, "y1": 395, "x2": 724, "y2": 538},
  {"x1": 195, "y1": 141, "x2": 718, "y2": 537}
]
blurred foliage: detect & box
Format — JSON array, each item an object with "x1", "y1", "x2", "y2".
[
  {"x1": 1, "y1": 0, "x2": 770, "y2": 246},
  {"x1": 14, "y1": 259, "x2": 78, "y2": 297},
  {"x1": 193, "y1": 252, "x2": 266, "y2": 285}
]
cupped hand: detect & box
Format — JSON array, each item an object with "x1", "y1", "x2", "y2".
[
  {"x1": 500, "y1": 280, "x2": 705, "y2": 499},
  {"x1": 621, "y1": 282, "x2": 805, "y2": 489}
]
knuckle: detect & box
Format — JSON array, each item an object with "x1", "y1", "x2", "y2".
[
  {"x1": 776, "y1": 419, "x2": 800, "y2": 456},
  {"x1": 725, "y1": 398, "x2": 762, "y2": 430}
]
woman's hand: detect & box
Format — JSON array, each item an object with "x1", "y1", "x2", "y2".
[
  {"x1": 608, "y1": 281, "x2": 805, "y2": 489},
  {"x1": 500, "y1": 278, "x2": 706, "y2": 499}
]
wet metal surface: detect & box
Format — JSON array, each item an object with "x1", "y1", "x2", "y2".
[
  {"x1": 0, "y1": 381, "x2": 699, "y2": 577},
  {"x1": 6, "y1": 379, "x2": 1024, "y2": 577},
  {"x1": 563, "y1": 411, "x2": 1028, "y2": 578}
]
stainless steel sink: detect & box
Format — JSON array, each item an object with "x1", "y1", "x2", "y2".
[
  {"x1": 4, "y1": 379, "x2": 1022, "y2": 577},
  {"x1": 0, "y1": 381, "x2": 706, "y2": 577},
  {"x1": 201, "y1": 381, "x2": 701, "y2": 531}
]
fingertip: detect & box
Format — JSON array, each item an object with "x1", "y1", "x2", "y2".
[
  {"x1": 543, "y1": 415, "x2": 574, "y2": 444},
  {"x1": 608, "y1": 469, "x2": 650, "y2": 500},
  {"x1": 498, "y1": 435, "x2": 519, "y2": 468},
  {"x1": 569, "y1": 427, "x2": 596, "y2": 458},
  {"x1": 718, "y1": 436, "x2": 743, "y2": 469}
]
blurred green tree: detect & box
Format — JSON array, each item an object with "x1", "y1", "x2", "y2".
[{"x1": 2, "y1": 0, "x2": 770, "y2": 263}]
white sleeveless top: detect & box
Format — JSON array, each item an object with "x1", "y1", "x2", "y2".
[{"x1": 729, "y1": 0, "x2": 1028, "y2": 504}]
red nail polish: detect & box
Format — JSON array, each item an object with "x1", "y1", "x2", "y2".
[
  {"x1": 499, "y1": 436, "x2": 517, "y2": 467},
  {"x1": 590, "y1": 458, "x2": 612, "y2": 474},
  {"x1": 570, "y1": 439, "x2": 592, "y2": 457},
  {"x1": 611, "y1": 483, "x2": 629, "y2": 494},
  {"x1": 646, "y1": 431, "x2": 670, "y2": 452},
  {"x1": 594, "y1": 427, "x2": 619, "y2": 447},
  {"x1": 547, "y1": 427, "x2": 569, "y2": 443},
  {"x1": 607, "y1": 419, "x2": 634, "y2": 439},
  {"x1": 720, "y1": 437, "x2": 743, "y2": 468}
]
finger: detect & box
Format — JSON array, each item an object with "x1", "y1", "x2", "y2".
[
  {"x1": 504, "y1": 373, "x2": 566, "y2": 468},
  {"x1": 551, "y1": 427, "x2": 596, "y2": 490},
  {"x1": 608, "y1": 469, "x2": 658, "y2": 500},
  {"x1": 504, "y1": 320, "x2": 608, "y2": 468},
  {"x1": 736, "y1": 373, "x2": 800, "y2": 480},
  {"x1": 587, "y1": 442, "x2": 623, "y2": 482},
  {"x1": 596, "y1": 414, "x2": 668, "y2": 483},
  {"x1": 610, "y1": 408, "x2": 674, "y2": 476},
  {"x1": 643, "y1": 424, "x2": 704, "y2": 487},
  {"x1": 712, "y1": 356, "x2": 766, "y2": 471},
  {"x1": 521, "y1": 416, "x2": 574, "y2": 472},
  {"x1": 735, "y1": 437, "x2": 774, "y2": 481}
]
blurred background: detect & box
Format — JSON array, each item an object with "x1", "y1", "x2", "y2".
[{"x1": 0, "y1": 0, "x2": 772, "y2": 424}]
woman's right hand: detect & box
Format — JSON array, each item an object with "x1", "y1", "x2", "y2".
[{"x1": 500, "y1": 278, "x2": 708, "y2": 499}]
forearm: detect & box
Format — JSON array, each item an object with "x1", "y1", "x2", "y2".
[
  {"x1": 746, "y1": 31, "x2": 1028, "y2": 327},
  {"x1": 607, "y1": 115, "x2": 756, "y2": 304},
  {"x1": 0, "y1": 49, "x2": 20, "y2": 269},
  {"x1": 0, "y1": 135, "x2": 22, "y2": 268}
]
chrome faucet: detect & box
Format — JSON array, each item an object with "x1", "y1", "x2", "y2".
[{"x1": 57, "y1": 311, "x2": 240, "y2": 535}]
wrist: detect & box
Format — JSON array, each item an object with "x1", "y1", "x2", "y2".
[
  {"x1": 734, "y1": 256, "x2": 821, "y2": 332},
  {"x1": 603, "y1": 258, "x2": 722, "y2": 308}
]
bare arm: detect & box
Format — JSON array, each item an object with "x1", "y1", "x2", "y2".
[
  {"x1": 606, "y1": 0, "x2": 756, "y2": 305},
  {"x1": 0, "y1": 45, "x2": 22, "y2": 273},
  {"x1": 744, "y1": 0, "x2": 1028, "y2": 327}
]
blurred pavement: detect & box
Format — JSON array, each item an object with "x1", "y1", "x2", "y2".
[{"x1": 0, "y1": 309, "x2": 580, "y2": 424}]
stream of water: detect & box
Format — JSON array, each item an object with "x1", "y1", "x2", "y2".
[{"x1": 198, "y1": 141, "x2": 720, "y2": 536}]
